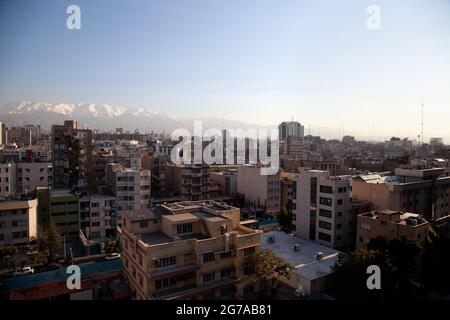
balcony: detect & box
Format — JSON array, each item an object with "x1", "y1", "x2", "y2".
[
  {"x1": 153, "y1": 277, "x2": 240, "y2": 300},
  {"x1": 149, "y1": 261, "x2": 199, "y2": 279}
]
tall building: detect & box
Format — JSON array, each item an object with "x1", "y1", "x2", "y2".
[
  {"x1": 237, "y1": 165, "x2": 280, "y2": 217},
  {"x1": 356, "y1": 210, "x2": 429, "y2": 249},
  {"x1": 52, "y1": 120, "x2": 93, "y2": 190},
  {"x1": 0, "y1": 122, "x2": 7, "y2": 147},
  {"x1": 106, "y1": 163, "x2": 151, "y2": 222},
  {"x1": 118, "y1": 200, "x2": 261, "y2": 300},
  {"x1": 0, "y1": 198, "x2": 37, "y2": 245},
  {"x1": 278, "y1": 121, "x2": 304, "y2": 141},
  {"x1": 353, "y1": 167, "x2": 450, "y2": 220},
  {"x1": 293, "y1": 170, "x2": 352, "y2": 249}
]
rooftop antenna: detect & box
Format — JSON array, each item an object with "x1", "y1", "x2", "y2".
[
  {"x1": 372, "y1": 123, "x2": 375, "y2": 144},
  {"x1": 421, "y1": 98, "x2": 424, "y2": 145}
]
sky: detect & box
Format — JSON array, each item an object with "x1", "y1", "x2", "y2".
[{"x1": 1, "y1": 0, "x2": 450, "y2": 141}]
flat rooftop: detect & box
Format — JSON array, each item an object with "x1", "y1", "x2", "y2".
[
  {"x1": 261, "y1": 231, "x2": 342, "y2": 281},
  {"x1": 124, "y1": 208, "x2": 160, "y2": 222}
]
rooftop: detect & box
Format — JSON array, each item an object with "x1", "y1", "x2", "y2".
[
  {"x1": 124, "y1": 208, "x2": 160, "y2": 222},
  {"x1": 261, "y1": 231, "x2": 342, "y2": 281}
]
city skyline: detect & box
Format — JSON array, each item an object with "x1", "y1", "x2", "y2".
[{"x1": 1, "y1": 0, "x2": 450, "y2": 140}]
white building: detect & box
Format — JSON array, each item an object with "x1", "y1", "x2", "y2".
[
  {"x1": 79, "y1": 195, "x2": 118, "y2": 242},
  {"x1": 0, "y1": 199, "x2": 37, "y2": 245},
  {"x1": 0, "y1": 163, "x2": 16, "y2": 197},
  {"x1": 293, "y1": 170, "x2": 352, "y2": 249},
  {"x1": 262, "y1": 231, "x2": 342, "y2": 297},
  {"x1": 106, "y1": 163, "x2": 151, "y2": 222}
]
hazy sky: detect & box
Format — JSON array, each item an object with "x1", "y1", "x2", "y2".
[{"x1": 1, "y1": 0, "x2": 450, "y2": 141}]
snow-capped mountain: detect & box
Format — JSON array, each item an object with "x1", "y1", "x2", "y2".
[{"x1": 0, "y1": 101, "x2": 268, "y2": 133}]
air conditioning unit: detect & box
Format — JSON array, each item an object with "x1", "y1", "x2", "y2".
[
  {"x1": 294, "y1": 244, "x2": 301, "y2": 251},
  {"x1": 316, "y1": 252, "x2": 324, "y2": 260}
]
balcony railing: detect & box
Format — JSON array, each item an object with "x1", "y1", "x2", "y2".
[{"x1": 149, "y1": 260, "x2": 199, "y2": 279}]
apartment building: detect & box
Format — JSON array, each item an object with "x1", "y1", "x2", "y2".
[
  {"x1": 0, "y1": 198, "x2": 37, "y2": 245},
  {"x1": 209, "y1": 169, "x2": 237, "y2": 198},
  {"x1": 356, "y1": 210, "x2": 429, "y2": 249},
  {"x1": 353, "y1": 167, "x2": 450, "y2": 220},
  {"x1": 278, "y1": 121, "x2": 304, "y2": 141},
  {"x1": 280, "y1": 172, "x2": 295, "y2": 211},
  {"x1": 0, "y1": 122, "x2": 7, "y2": 147},
  {"x1": 16, "y1": 162, "x2": 52, "y2": 194},
  {"x1": 0, "y1": 163, "x2": 16, "y2": 197},
  {"x1": 166, "y1": 165, "x2": 209, "y2": 201},
  {"x1": 52, "y1": 120, "x2": 93, "y2": 190},
  {"x1": 37, "y1": 188, "x2": 80, "y2": 241},
  {"x1": 106, "y1": 163, "x2": 151, "y2": 222},
  {"x1": 237, "y1": 165, "x2": 281, "y2": 217},
  {"x1": 293, "y1": 170, "x2": 352, "y2": 249},
  {"x1": 118, "y1": 200, "x2": 261, "y2": 300},
  {"x1": 79, "y1": 195, "x2": 118, "y2": 242}
]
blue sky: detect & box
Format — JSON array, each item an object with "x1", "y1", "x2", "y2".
[{"x1": 1, "y1": 0, "x2": 450, "y2": 140}]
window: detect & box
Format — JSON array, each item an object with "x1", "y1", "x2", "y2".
[
  {"x1": 319, "y1": 209, "x2": 332, "y2": 218},
  {"x1": 155, "y1": 277, "x2": 176, "y2": 290},
  {"x1": 337, "y1": 199, "x2": 343, "y2": 205},
  {"x1": 337, "y1": 224, "x2": 342, "y2": 230},
  {"x1": 92, "y1": 222, "x2": 100, "y2": 227},
  {"x1": 320, "y1": 185, "x2": 333, "y2": 194},
  {"x1": 203, "y1": 252, "x2": 215, "y2": 262},
  {"x1": 203, "y1": 292, "x2": 215, "y2": 300},
  {"x1": 319, "y1": 220, "x2": 332, "y2": 230},
  {"x1": 177, "y1": 223, "x2": 193, "y2": 235},
  {"x1": 360, "y1": 223, "x2": 371, "y2": 231},
  {"x1": 292, "y1": 214, "x2": 296, "y2": 221},
  {"x1": 337, "y1": 211, "x2": 343, "y2": 217},
  {"x1": 220, "y1": 268, "x2": 233, "y2": 279},
  {"x1": 155, "y1": 256, "x2": 176, "y2": 268},
  {"x1": 139, "y1": 221, "x2": 148, "y2": 228},
  {"x1": 220, "y1": 251, "x2": 231, "y2": 259},
  {"x1": 243, "y1": 263, "x2": 254, "y2": 276},
  {"x1": 0, "y1": 233, "x2": 4, "y2": 241},
  {"x1": 203, "y1": 272, "x2": 215, "y2": 283},
  {"x1": 318, "y1": 232, "x2": 331, "y2": 242},
  {"x1": 220, "y1": 287, "x2": 233, "y2": 297},
  {"x1": 319, "y1": 197, "x2": 332, "y2": 206},
  {"x1": 12, "y1": 231, "x2": 27, "y2": 239},
  {"x1": 243, "y1": 247, "x2": 255, "y2": 257}
]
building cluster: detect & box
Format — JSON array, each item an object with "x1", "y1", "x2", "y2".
[{"x1": 0, "y1": 118, "x2": 449, "y2": 300}]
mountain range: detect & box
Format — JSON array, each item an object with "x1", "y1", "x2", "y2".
[{"x1": 0, "y1": 101, "x2": 271, "y2": 133}]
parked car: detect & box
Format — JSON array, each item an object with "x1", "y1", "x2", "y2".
[
  {"x1": 104, "y1": 253, "x2": 121, "y2": 260},
  {"x1": 13, "y1": 266, "x2": 35, "y2": 277}
]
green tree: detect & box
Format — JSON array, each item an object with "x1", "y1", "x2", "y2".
[
  {"x1": 37, "y1": 221, "x2": 63, "y2": 264},
  {"x1": 277, "y1": 201, "x2": 293, "y2": 233},
  {"x1": 105, "y1": 239, "x2": 121, "y2": 254},
  {"x1": 249, "y1": 249, "x2": 293, "y2": 299},
  {"x1": 328, "y1": 248, "x2": 397, "y2": 300}
]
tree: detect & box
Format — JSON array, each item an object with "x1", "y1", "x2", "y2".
[
  {"x1": 277, "y1": 201, "x2": 293, "y2": 233},
  {"x1": 37, "y1": 221, "x2": 63, "y2": 264},
  {"x1": 421, "y1": 225, "x2": 450, "y2": 294},
  {"x1": 328, "y1": 248, "x2": 397, "y2": 300},
  {"x1": 105, "y1": 239, "x2": 121, "y2": 254},
  {"x1": 249, "y1": 249, "x2": 293, "y2": 299}
]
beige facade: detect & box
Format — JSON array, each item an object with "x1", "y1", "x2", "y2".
[
  {"x1": 16, "y1": 162, "x2": 52, "y2": 194},
  {"x1": 0, "y1": 199, "x2": 37, "y2": 245},
  {"x1": 166, "y1": 165, "x2": 210, "y2": 201},
  {"x1": 118, "y1": 200, "x2": 261, "y2": 300},
  {"x1": 353, "y1": 168, "x2": 450, "y2": 220},
  {"x1": 237, "y1": 165, "x2": 280, "y2": 216},
  {"x1": 356, "y1": 210, "x2": 429, "y2": 249}
]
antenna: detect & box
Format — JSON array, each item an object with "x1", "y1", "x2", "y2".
[
  {"x1": 372, "y1": 123, "x2": 375, "y2": 144},
  {"x1": 421, "y1": 98, "x2": 424, "y2": 145}
]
